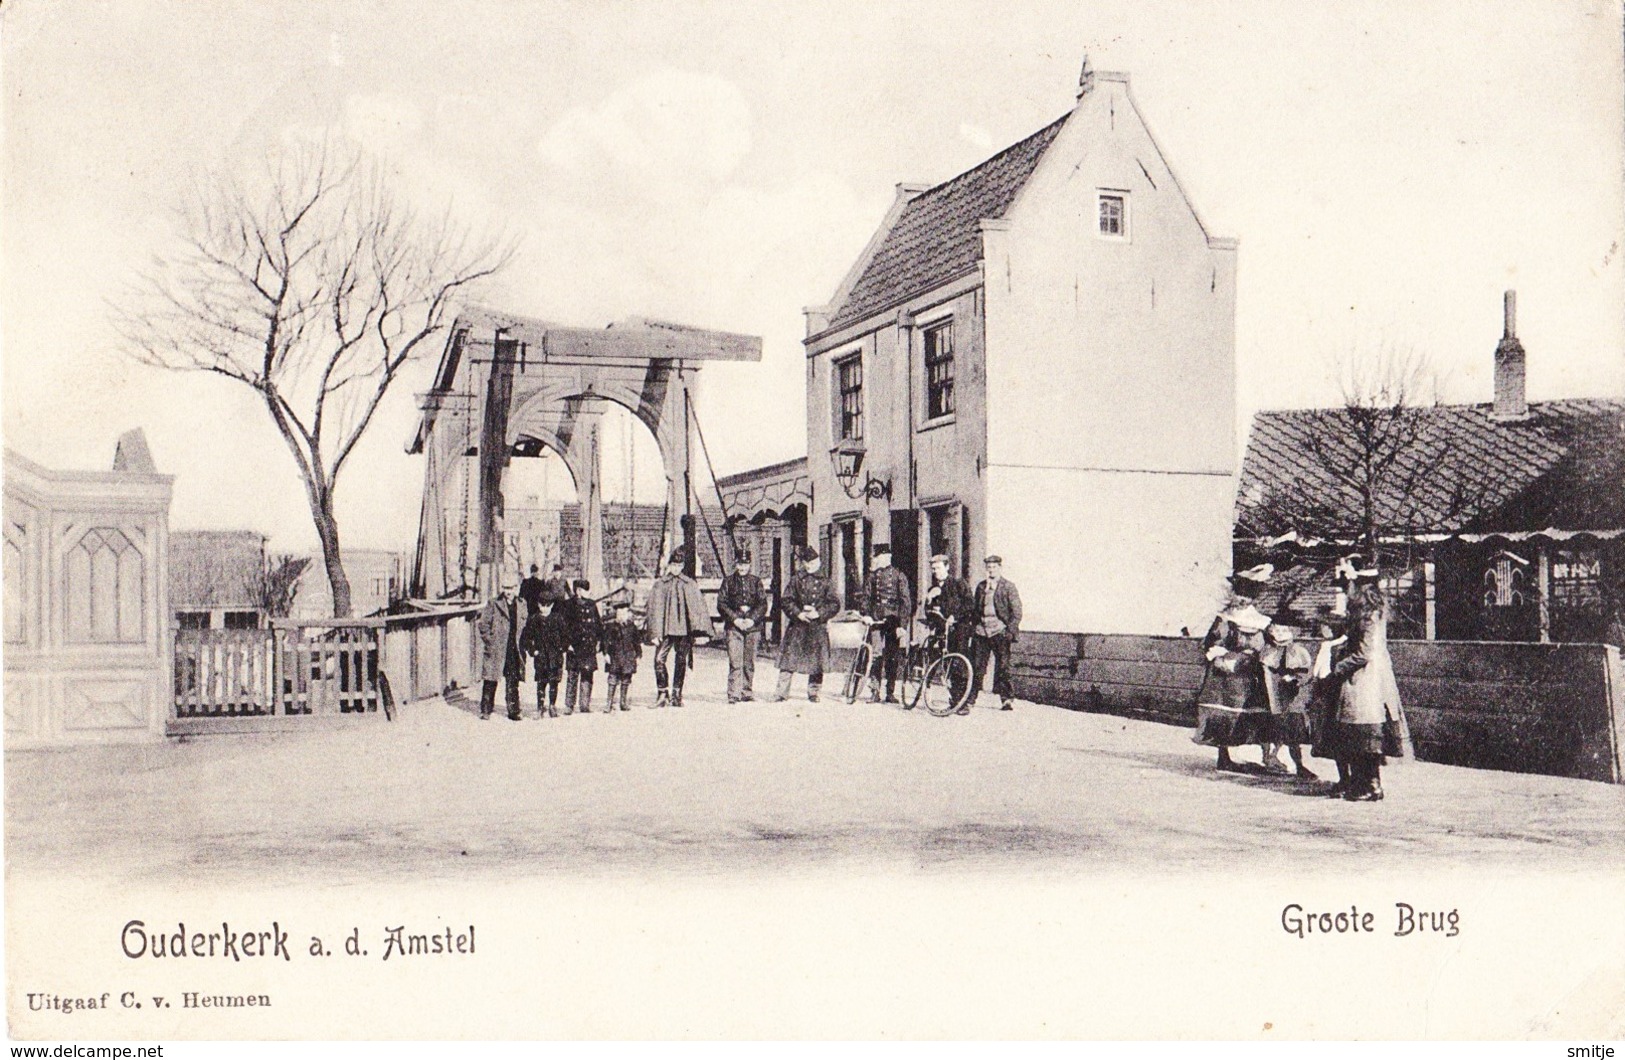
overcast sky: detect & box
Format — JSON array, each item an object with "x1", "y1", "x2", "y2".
[{"x1": 4, "y1": 0, "x2": 1622, "y2": 553}]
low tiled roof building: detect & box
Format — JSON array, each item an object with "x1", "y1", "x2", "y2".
[{"x1": 1235, "y1": 294, "x2": 1624, "y2": 643}]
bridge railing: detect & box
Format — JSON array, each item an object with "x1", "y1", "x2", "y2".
[{"x1": 377, "y1": 603, "x2": 483, "y2": 705}]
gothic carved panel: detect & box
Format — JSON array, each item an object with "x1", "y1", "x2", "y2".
[{"x1": 64, "y1": 527, "x2": 147, "y2": 644}]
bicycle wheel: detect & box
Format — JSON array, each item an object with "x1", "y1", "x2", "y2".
[
  {"x1": 842, "y1": 642, "x2": 872, "y2": 704},
  {"x1": 900, "y1": 644, "x2": 927, "y2": 710},
  {"x1": 922, "y1": 652, "x2": 974, "y2": 717}
]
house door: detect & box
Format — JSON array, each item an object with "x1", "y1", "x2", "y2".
[
  {"x1": 770, "y1": 535, "x2": 783, "y2": 643},
  {"x1": 890, "y1": 508, "x2": 920, "y2": 611}
]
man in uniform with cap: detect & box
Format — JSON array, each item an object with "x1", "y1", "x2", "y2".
[
  {"x1": 970, "y1": 555, "x2": 1023, "y2": 712},
  {"x1": 645, "y1": 548, "x2": 712, "y2": 708},
  {"x1": 769, "y1": 545, "x2": 841, "y2": 702},
  {"x1": 476, "y1": 577, "x2": 524, "y2": 721},
  {"x1": 859, "y1": 542, "x2": 913, "y2": 703},
  {"x1": 717, "y1": 546, "x2": 768, "y2": 703}
]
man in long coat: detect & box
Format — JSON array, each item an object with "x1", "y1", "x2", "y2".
[
  {"x1": 770, "y1": 545, "x2": 840, "y2": 702},
  {"x1": 645, "y1": 549, "x2": 712, "y2": 708},
  {"x1": 476, "y1": 579, "x2": 523, "y2": 721},
  {"x1": 859, "y1": 543, "x2": 913, "y2": 703},
  {"x1": 970, "y1": 555, "x2": 1023, "y2": 712}
]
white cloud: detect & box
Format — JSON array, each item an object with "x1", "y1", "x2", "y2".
[{"x1": 538, "y1": 68, "x2": 753, "y2": 196}]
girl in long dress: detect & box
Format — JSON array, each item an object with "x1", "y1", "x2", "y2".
[
  {"x1": 1261, "y1": 622, "x2": 1317, "y2": 779},
  {"x1": 1313, "y1": 582, "x2": 1411, "y2": 801},
  {"x1": 1192, "y1": 566, "x2": 1276, "y2": 772}
]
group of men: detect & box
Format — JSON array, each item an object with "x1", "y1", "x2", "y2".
[
  {"x1": 853, "y1": 548, "x2": 1024, "y2": 712},
  {"x1": 475, "y1": 563, "x2": 644, "y2": 719},
  {"x1": 474, "y1": 543, "x2": 1024, "y2": 716}
]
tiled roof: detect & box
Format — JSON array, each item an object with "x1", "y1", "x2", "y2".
[
  {"x1": 1235, "y1": 398, "x2": 1625, "y2": 539},
  {"x1": 826, "y1": 114, "x2": 1070, "y2": 330},
  {"x1": 169, "y1": 530, "x2": 267, "y2": 610},
  {"x1": 716, "y1": 456, "x2": 808, "y2": 489}
]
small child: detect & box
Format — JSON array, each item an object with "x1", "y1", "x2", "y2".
[
  {"x1": 600, "y1": 600, "x2": 643, "y2": 713},
  {"x1": 520, "y1": 599, "x2": 565, "y2": 718},
  {"x1": 1261, "y1": 621, "x2": 1317, "y2": 779},
  {"x1": 562, "y1": 578, "x2": 602, "y2": 715}
]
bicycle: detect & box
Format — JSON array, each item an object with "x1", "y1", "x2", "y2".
[
  {"x1": 900, "y1": 624, "x2": 974, "y2": 717},
  {"x1": 841, "y1": 639, "x2": 872, "y2": 704}
]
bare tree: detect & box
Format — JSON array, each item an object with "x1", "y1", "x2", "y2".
[
  {"x1": 1240, "y1": 342, "x2": 1487, "y2": 604},
  {"x1": 117, "y1": 142, "x2": 513, "y2": 616},
  {"x1": 245, "y1": 554, "x2": 313, "y2": 619}
]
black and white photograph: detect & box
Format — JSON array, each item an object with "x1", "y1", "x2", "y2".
[{"x1": 3, "y1": 0, "x2": 1624, "y2": 1045}]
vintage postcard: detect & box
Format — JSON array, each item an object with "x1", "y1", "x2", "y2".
[{"x1": 4, "y1": 0, "x2": 1624, "y2": 1045}]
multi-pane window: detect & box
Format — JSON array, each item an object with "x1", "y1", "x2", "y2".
[
  {"x1": 836, "y1": 355, "x2": 863, "y2": 441},
  {"x1": 1483, "y1": 552, "x2": 1529, "y2": 608},
  {"x1": 1551, "y1": 548, "x2": 1603, "y2": 612},
  {"x1": 1098, "y1": 192, "x2": 1127, "y2": 238},
  {"x1": 1380, "y1": 566, "x2": 1425, "y2": 640},
  {"x1": 923, "y1": 320, "x2": 955, "y2": 420}
]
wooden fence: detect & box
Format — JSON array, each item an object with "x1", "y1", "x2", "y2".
[
  {"x1": 173, "y1": 619, "x2": 386, "y2": 726},
  {"x1": 170, "y1": 606, "x2": 481, "y2": 734},
  {"x1": 1011, "y1": 632, "x2": 1625, "y2": 784}
]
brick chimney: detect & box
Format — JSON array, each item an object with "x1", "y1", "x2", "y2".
[{"x1": 1493, "y1": 289, "x2": 1529, "y2": 422}]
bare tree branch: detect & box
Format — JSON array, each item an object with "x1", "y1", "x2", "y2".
[{"x1": 114, "y1": 140, "x2": 516, "y2": 616}]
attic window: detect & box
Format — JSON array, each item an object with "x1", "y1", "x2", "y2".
[{"x1": 1097, "y1": 191, "x2": 1129, "y2": 240}]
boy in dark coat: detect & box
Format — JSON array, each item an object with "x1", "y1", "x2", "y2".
[
  {"x1": 601, "y1": 600, "x2": 643, "y2": 712},
  {"x1": 561, "y1": 579, "x2": 602, "y2": 715},
  {"x1": 520, "y1": 598, "x2": 565, "y2": 718}
]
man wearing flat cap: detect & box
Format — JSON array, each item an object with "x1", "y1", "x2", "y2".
[
  {"x1": 646, "y1": 548, "x2": 712, "y2": 708},
  {"x1": 970, "y1": 555, "x2": 1023, "y2": 712},
  {"x1": 476, "y1": 577, "x2": 524, "y2": 721},
  {"x1": 922, "y1": 553, "x2": 975, "y2": 659},
  {"x1": 859, "y1": 542, "x2": 913, "y2": 703},
  {"x1": 770, "y1": 545, "x2": 841, "y2": 702}
]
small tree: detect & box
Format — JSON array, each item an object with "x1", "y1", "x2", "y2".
[
  {"x1": 1240, "y1": 343, "x2": 1487, "y2": 631},
  {"x1": 118, "y1": 142, "x2": 512, "y2": 616},
  {"x1": 246, "y1": 554, "x2": 313, "y2": 619}
]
